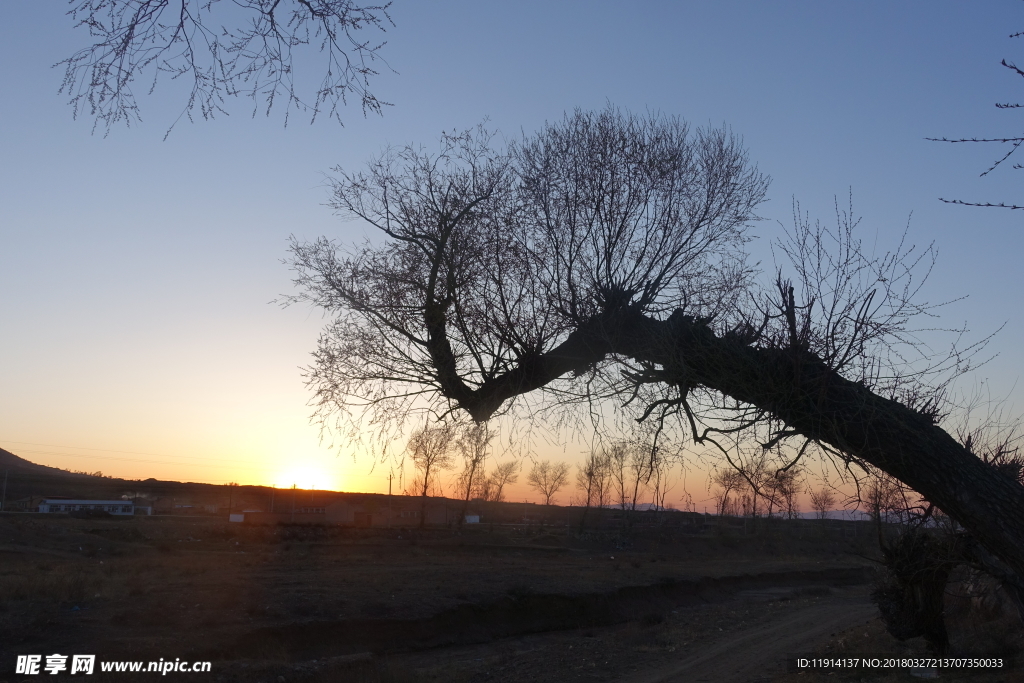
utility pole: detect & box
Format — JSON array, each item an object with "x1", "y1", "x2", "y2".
[
  {"x1": 1, "y1": 470, "x2": 7, "y2": 512},
  {"x1": 387, "y1": 473, "x2": 393, "y2": 529},
  {"x1": 291, "y1": 484, "x2": 296, "y2": 523},
  {"x1": 270, "y1": 487, "x2": 275, "y2": 513}
]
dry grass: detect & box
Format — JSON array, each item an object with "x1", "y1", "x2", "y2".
[
  {"x1": 7, "y1": 512, "x2": 1013, "y2": 683},
  {"x1": 0, "y1": 563, "x2": 98, "y2": 604}
]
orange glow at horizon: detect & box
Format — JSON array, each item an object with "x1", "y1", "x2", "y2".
[{"x1": 273, "y1": 464, "x2": 341, "y2": 492}]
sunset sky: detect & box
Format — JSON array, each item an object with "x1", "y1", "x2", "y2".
[{"x1": 2, "y1": 2, "x2": 1023, "y2": 507}]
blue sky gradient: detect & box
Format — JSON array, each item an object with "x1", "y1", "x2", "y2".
[{"x1": 1, "y1": 1, "x2": 1022, "y2": 500}]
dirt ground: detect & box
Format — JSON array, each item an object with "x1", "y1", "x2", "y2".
[{"x1": 0, "y1": 513, "x2": 1019, "y2": 682}]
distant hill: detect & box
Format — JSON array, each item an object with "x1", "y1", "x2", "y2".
[
  {"x1": 0, "y1": 446, "x2": 265, "y2": 510},
  {"x1": 0, "y1": 446, "x2": 97, "y2": 478},
  {"x1": 0, "y1": 447, "x2": 377, "y2": 513},
  {"x1": 0, "y1": 446, "x2": 131, "y2": 505}
]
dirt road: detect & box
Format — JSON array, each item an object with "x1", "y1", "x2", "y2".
[
  {"x1": 319, "y1": 581, "x2": 880, "y2": 683},
  {"x1": 619, "y1": 592, "x2": 876, "y2": 683}
]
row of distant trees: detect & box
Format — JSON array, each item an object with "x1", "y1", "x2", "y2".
[
  {"x1": 709, "y1": 462, "x2": 804, "y2": 520},
  {"x1": 400, "y1": 424, "x2": 688, "y2": 518},
  {"x1": 708, "y1": 460, "x2": 935, "y2": 523},
  {"x1": 402, "y1": 423, "x2": 586, "y2": 525},
  {"x1": 399, "y1": 420, "x2": 1008, "y2": 528},
  {"x1": 401, "y1": 424, "x2": 518, "y2": 502}
]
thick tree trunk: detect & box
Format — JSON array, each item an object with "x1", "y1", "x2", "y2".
[
  {"x1": 622, "y1": 310, "x2": 1024, "y2": 582},
  {"x1": 443, "y1": 307, "x2": 1024, "y2": 583}
]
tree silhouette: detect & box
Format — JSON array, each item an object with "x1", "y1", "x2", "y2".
[
  {"x1": 808, "y1": 486, "x2": 837, "y2": 521},
  {"x1": 486, "y1": 461, "x2": 520, "y2": 503},
  {"x1": 287, "y1": 105, "x2": 1024, "y2": 603},
  {"x1": 526, "y1": 460, "x2": 570, "y2": 507},
  {"x1": 574, "y1": 450, "x2": 611, "y2": 529},
  {"x1": 454, "y1": 422, "x2": 493, "y2": 524},
  {"x1": 406, "y1": 423, "x2": 454, "y2": 526},
  {"x1": 711, "y1": 467, "x2": 745, "y2": 517}
]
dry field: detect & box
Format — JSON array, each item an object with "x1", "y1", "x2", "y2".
[{"x1": 0, "y1": 513, "x2": 1018, "y2": 682}]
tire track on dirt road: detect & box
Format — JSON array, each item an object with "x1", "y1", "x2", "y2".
[{"x1": 619, "y1": 597, "x2": 877, "y2": 683}]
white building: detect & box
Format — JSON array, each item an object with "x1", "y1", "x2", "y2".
[{"x1": 38, "y1": 499, "x2": 135, "y2": 515}]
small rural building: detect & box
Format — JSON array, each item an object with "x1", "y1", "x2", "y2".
[{"x1": 38, "y1": 499, "x2": 135, "y2": 515}]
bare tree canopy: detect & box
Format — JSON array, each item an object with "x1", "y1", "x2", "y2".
[
  {"x1": 527, "y1": 460, "x2": 570, "y2": 507},
  {"x1": 487, "y1": 461, "x2": 520, "y2": 503},
  {"x1": 286, "y1": 105, "x2": 1024, "y2": 596},
  {"x1": 808, "y1": 486, "x2": 837, "y2": 520},
  {"x1": 60, "y1": 0, "x2": 394, "y2": 134},
  {"x1": 454, "y1": 422, "x2": 492, "y2": 522}
]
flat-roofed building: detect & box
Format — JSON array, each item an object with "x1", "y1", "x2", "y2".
[{"x1": 38, "y1": 499, "x2": 135, "y2": 515}]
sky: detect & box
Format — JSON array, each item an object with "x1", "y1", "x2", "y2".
[{"x1": 2, "y1": 1, "x2": 1023, "y2": 506}]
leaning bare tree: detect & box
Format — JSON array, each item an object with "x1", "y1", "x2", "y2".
[
  {"x1": 285, "y1": 106, "x2": 1024, "y2": 608},
  {"x1": 487, "y1": 461, "x2": 520, "y2": 503},
  {"x1": 60, "y1": 0, "x2": 394, "y2": 134}
]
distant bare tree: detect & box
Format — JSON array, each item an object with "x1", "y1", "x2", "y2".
[
  {"x1": 605, "y1": 443, "x2": 631, "y2": 512},
  {"x1": 722, "y1": 446, "x2": 801, "y2": 520},
  {"x1": 710, "y1": 467, "x2": 745, "y2": 517},
  {"x1": 627, "y1": 443, "x2": 656, "y2": 514},
  {"x1": 573, "y1": 454, "x2": 598, "y2": 507},
  {"x1": 591, "y1": 455, "x2": 612, "y2": 511},
  {"x1": 603, "y1": 440, "x2": 654, "y2": 527},
  {"x1": 403, "y1": 473, "x2": 442, "y2": 498},
  {"x1": 864, "y1": 470, "x2": 918, "y2": 528},
  {"x1": 487, "y1": 461, "x2": 520, "y2": 503},
  {"x1": 407, "y1": 423, "x2": 455, "y2": 526},
  {"x1": 764, "y1": 467, "x2": 802, "y2": 519},
  {"x1": 649, "y1": 455, "x2": 677, "y2": 513},
  {"x1": 736, "y1": 450, "x2": 772, "y2": 518},
  {"x1": 60, "y1": 0, "x2": 395, "y2": 135},
  {"x1": 574, "y1": 450, "x2": 610, "y2": 529},
  {"x1": 527, "y1": 460, "x2": 570, "y2": 507},
  {"x1": 808, "y1": 486, "x2": 837, "y2": 520},
  {"x1": 471, "y1": 474, "x2": 494, "y2": 502},
  {"x1": 454, "y1": 423, "x2": 493, "y2": 524}
]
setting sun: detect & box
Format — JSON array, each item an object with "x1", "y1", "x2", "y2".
[{"x1": 274, "y1": 464, "x2": 339, "y2": 491}]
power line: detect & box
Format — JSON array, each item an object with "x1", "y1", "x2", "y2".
[
  {"x1": 7, "y1": 447, "x2": 279, "y2": 473},
  {"x1": 1, "y1": 439, "x2": 269, "y2": 466},
  {"x1": 2, "y1": 447, "x2": 346, "y2": 490},
  {"x1": 2, "y1": 442, "x2": 352, "y2": 491}
]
